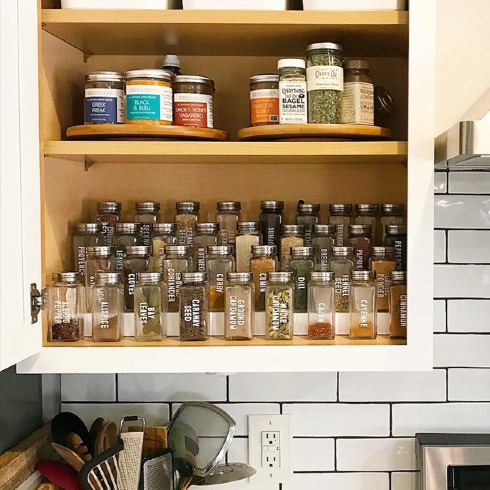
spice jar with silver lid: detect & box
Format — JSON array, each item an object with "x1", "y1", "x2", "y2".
[
  {"x1": 207, "y1": 245, "x2": 235, "y2": 313},
  {"x1": 306, "y1": 42, "x2": 344, "y2": 124},
  {"x1": 385, "y1": 225, "x2": 407, "y2": 271},
  {"x1": 162, "y1": 245, "x2": 192, "y2": 312},
  {"x1": 73, "y1": 223, "x2": 104, "y2": 283},
  {"x1": 296, "y1": 203, "x2": 320, "y2": 247},
  {"x1": 278, "y1": 59, "x2": 307, "y2": 124},
  {"x1": 96, "y1": 201, "x2": 122, "y2": 247},
  {"x1": 152, "y1": 223, "x2": 177, "y2": 271},
  {"x1": 307, "y1": 271, "x2": 335, "y2": 340},
  {"x1": 280, "y1": 225, "x2": 305, "y2": 271},
  {"x1": 113, "y1": 223, "x2": 142, "y2": 273},
  {"x1": 235, "y1": 222, "x2": 261, "y2": 273},
  {"x1": 250, "y1": 74, "x2": 280, "y2": 127},
  {"x1": 175, "y1": 201, "x2": 200, "y2": 247},
  {"x1": 370, "y1": 247, "x2": 396, "y2": 312},
  {"x1": 389, "y1": 270, "x2": 407, "y2": 339},
  {"x1": 348, "y1": 224, "x2": 373, "y2": 271},
  {"x1": 260, "y1": 200, "x2": 284, "y2": 252},
  {"x1": 341, "y1": 59, "x2": 374, "y2": 125},
  {"x1": 134, "y1": 202, "x2": 161, "y2": 248},
  {"x1": 380, "y1": 203, "x2": 405, "y2": 243},
  {"x1": 179, "y1": 272, "x2": 210, "y2": 341},
  {"x1": 123, "y1": 246, "x2": 151, "y2": 311},
  {"x1": 251, "y1": 245, "x2": 278, "y2": 311},
  {"x1": 349, "y1": 270, "x2": 377, "y2": 340},
  {"x1": 290, "y1": 247, "x2": 315, "y2": 313},
  {"x1": 85, "y1": 246, "x2": 116, "y2": 312},
  {"x1": 330, "y1": 246, "x2": 355, "y2": 313},
  {"x1": 355, "y1": 204, "x2": 379, "y2": 246},
  {"x1": 216, "y1": 201, "x2": 241, "y2": 247},
  {"x1": 329, "y1": 204, "x2": 352, "y2": 247},
  {"x1": 194, "y1": 222, "x2": 219, "y2": 272},
  {"x1": 174, "y1": 75, "x2": 215, "y2": 128},
  {"x1": 225, "y1": 272, "x2": 255, "y2": 341},
  {"x1": 266, "y1": 272, "x2": 294, "y2": 341},
  {"x1": 312, "y1": 224, "x2": 336, "y2": 271},
  {"x1": 85, "y1": 71, "x2": 124, "y2": 124}
]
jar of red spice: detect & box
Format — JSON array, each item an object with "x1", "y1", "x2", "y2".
[
  {"x1": 174, "y1": 75, "x2": 215, "y2": 128},
  {"x1": 307, "y1": 272, "x2": 335, "y2": 340}
]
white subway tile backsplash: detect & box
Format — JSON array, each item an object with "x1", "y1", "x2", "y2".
[
  {"x1": 283, "y1": 473, "x2": 389, "y2": 490},
  {"x1": 434, "y1": 172, "x2": 448, "y2": 194},
  {"x1": 337, "y1": 438, "x2": 416, "y2": 471},
  {"x1": 282, "y1": 404, "x2": 390, "y2": 437},
  {"x1": 118, "y1": 374, "x2": 227, "y2": 402},
  {"x1": 434, "y1": 334, "x2": 490, "y2": 367},
  {"x1": 434, "y1": 265, "x2": 490, "y2": 298},
  {"x1": 229, "y1": 373, "x2": 337, "y2": 402},
  {"x1": 435, "y1": 195, "x2": 490, "y2": 229},
  {"x1": 448, "y1": 300, "x2": 490, "y2": 332},
  {"x1": 61, "y1": 374, "x2": 115, "y2": 402},
  {"x1": 339, "y1": 371, "x2": 446, "y2": 402},
  {"x1": 448, "y1": 230, "x2": 490, "y2": 263},
  {"x1": 217, "y1": 404, "x2": 280, "y2": 436},
  {"x1": 449, "y1": 172, "x2": 490, "y2": 194},
  {"x1": 449, "y1": 368, "x2": 490, "y2": 401},
  {"x1": 392, "y1": 403, "x2": 490, "y2": 436},
  {"x1": 434, "y1": 300, "x2": 446, "y2": 332},
  {"x1": 391, "y1": 472, "x2": 418, "y2": 490},
  {"x1": 434, "y1": 230, "x2": 446, "y2": 263}
]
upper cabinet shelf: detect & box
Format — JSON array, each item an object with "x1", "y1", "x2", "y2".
[{"x1": 41, "y1": 9, "x2": 409, "y2": 57}]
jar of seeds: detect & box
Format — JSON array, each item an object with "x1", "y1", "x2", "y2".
[
  {"x1": 280, "y1": 225, "x2": 305, "y2": 271},
  {"x1": 134, "y1": 202, "x2": 161, "y2": 247},
  {"x1": 194, "y1": 223, "x2": 219, "y2": 272},
  {"x1": 162, "y1": 245, "x2": 192, "y2": 313},
  {"x1": 266, "y1": 272, "x2": 294, "y2": 341},
  {"x1": 175, "y1": 201, "x2": 200, "y2": 247},
  {"x1": 250, "y1": 245, "x2": 278, "y2": 311},
  {"x1": 114, "y1": 223, "x2": 142, "y2": 273},
  {"x1": 179, "y1": 272, "x2": 209, "y2": 341},
  {"x1": 330, "y1": 246, "x2": 355, "y2": 313},
  {"x1": 225, "y1": 272, "x2": 255, "y2": 341},
  {"x1": 123, "y1": 246, "x2": 151, "y2": 311},
  {"x1": 207, "y1": 245, "x2": 235, "y2": 313},
  {"x1": 312, "y1": 224, "x2": 336, "y2": 271},
  {"x1": 289, "y1": 247, "x2": 315, "y2": 313}
]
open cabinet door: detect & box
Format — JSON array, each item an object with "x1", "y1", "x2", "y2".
[{"x1": 0, "y1": 0, "x2": 42, "y2": 370}]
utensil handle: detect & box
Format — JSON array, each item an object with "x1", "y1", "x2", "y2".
[{"x1": 120, "y1": 416, "x2": 146, "y2": 434}]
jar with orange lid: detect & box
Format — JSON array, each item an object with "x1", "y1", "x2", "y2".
[{"x1": 124, "y1": 69, "x2": 173, "y2": 125}]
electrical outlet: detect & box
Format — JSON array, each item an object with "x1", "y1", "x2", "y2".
[{"x1": 248, "y1": 414, "x2": 292, "y2": 484}]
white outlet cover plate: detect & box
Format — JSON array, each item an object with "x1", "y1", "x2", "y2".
[{"x1": 248, "y1": 414, "x2": 293, "y2": 484}]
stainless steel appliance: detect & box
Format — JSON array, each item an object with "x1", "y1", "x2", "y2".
[{"x1": 416, "y1": 434, "x2": 490, "y2": 489}]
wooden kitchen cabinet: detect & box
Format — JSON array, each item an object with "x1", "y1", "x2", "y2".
[{"x1": 1, "y1": 0, "x2": 435, "y2": 373}]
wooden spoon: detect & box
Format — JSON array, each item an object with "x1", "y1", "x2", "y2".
[
  {"x1": 67, "y1": 432, "x2": 91, "y2": 462},
  {"x1": 51, "y1": 442, "x2": 85, "y2": 472},
  {"x1": 94, "y1": 421, "x2": 118, "y2": 455}
]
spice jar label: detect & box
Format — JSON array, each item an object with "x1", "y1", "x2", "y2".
[
  {"x1": 341, "y1": 82, "x2": 374, "y2": 125},
  {"x1": 250, "y1": 89, "x2": 280, "y2": 125},
  {"x1": 307, "y1": 66, "x2": 344, "y2": 92},
  {"x1": 85, "y1": 88, "x2": 124, "y2": 124},
  {"x1": 174, "y1": 93, "x2": 213, "y2": 128},
  {"x1": 126, "y1": 85, "x2": 173, "y2": 122},
  {"x1": 279, "y1": 81, "x2": 308, "y2": 124}
]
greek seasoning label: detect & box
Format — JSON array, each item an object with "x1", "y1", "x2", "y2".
[
  {"x1": 250, "y1": 89, "x2": 279, "y2": 125},
  {"x1": 279, "y1": 81, "x2": 307, "y2": 124},
  {"x1": 85, "y1": 88, "x2": 124, "y2": 124},
  {"x1": 126, "y1": 84, "x2": 173, "y2": 122},
  {"x1": 307, "y1": 66, "x2": 344, "y2": 92},
  {"x1": 341, "y1": 82, "x2": 374, "y2": 125},
  {"x1": 174, "y1": 93, "x2": 213, "y2": 128}
]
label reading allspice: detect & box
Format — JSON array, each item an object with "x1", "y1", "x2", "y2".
[{"x1": 279, "y1": 81, "x2": 307, "y2": 124}]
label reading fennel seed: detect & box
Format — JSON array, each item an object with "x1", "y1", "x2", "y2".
[
  {"x1": 341, "y1": 82, "x2": 374, "y2": 125},
  {"x1": 126, "y1": 84, "x2": 173, "y2": 122},
  {"x1": 279, "y1": 81, "x2": 307, "y2": 124},
  {"x1": 85, "y1": 88, "x2": 124, "y2": 124},
  {"x1": 307, "y1": 66, "x2": 343, "y2": 92}
]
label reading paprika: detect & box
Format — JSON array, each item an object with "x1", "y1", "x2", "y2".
[
  {"x1": 174, "y1": 93, "x2": 213, "y2": 128},
  {"x1": 126, "y1": 84, "x2": 173, "y2": 122},
  {"x1": 250, "y1": 89, "x2": 279, "y2": 125},
  {"x1": 279, "y1": 81, "x2": 307, "y2": 124}
]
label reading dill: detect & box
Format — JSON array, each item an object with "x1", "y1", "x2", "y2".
[{"x1": 279, "y1": 81, "x2": 307, "y2": 124}]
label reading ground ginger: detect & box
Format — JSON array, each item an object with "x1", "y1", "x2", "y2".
[
  {"x1": 250, "y1": 89, "x2": 279, "y2": 125},
  {"x1": 279, "y1": 81, "x2": 307, "y2": 124},
  {"x1": 174, "y1": 93, "x2": 213, "y2": 128}
]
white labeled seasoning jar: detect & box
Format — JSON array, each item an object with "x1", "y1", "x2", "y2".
[
  {"x1": 341, "y1": 59, "x2": 374, "y2": 125},
  {"x1": 278, "y1": 59, "x2": 308, "y2": 124},
  {"x1": 249, "y1": 74, "x2": 280, "y2": 126},
  {"x1": 85, "y1": 72, "x2": 124, "y2": 124},
  {"x1": 174, "y1": 75, "x2": 215, "y2": 128}
]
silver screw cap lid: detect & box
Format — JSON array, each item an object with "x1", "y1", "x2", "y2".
[
  {"x1": 125, "y1": 246, "x2": 151, "y2": 256},
  {"x1": 165, "y1": 245, "x2": 191, "y2": 256},
  {"x1": 135, "y1": 201, "x2": 160, "y2": 214},
  {"x1": 372, "y1": 246, "x2": 395, "y2": 257},
  {"x1": 238, "y1": 221, "x2": 260, "y2": 233},
  {"x1": 290, "y1": 246, "x2": 314, "y2": 258},
  {"x1": 76, "y1": 223, "x2": 102, "y2": 234},
  {"x1": 349, "y1": 224, "x2": 372, "y2": 236},
  {"x1": 52, "y1": 272, "x2": 80, "y2": 283},
  {"x1": 282, "y1": 224, "x2": 305, "y2": 236},
  {"x1": 217, "y1": 201, "x2": 241, "y2": 212},
  {"x1": 386, "y1": 225, "x2": 407, "y2": 235},
  {"x1": 297, "y1": 203, "x2": 320, "y2": 215},
  {"x1": 356, "y1": 204, "x2": 379, "y2": 215},
  {"x1": 313, "y1": 224, "x2": 336, "y2": 235},
  {"x1": 260, "y1": 200, "x2": 285, "y2": 212},
  {"x1": 381, "y1": 204, "x2": 404, "y2": 216},
  {"x1": 329, "y1": 204, "x2": 352, "y2": 216},
  {"x1": 310, "y1": 271, "x2": 335, "y2": 282},
  {"x1": 137, "y1": 272, "x2": 164, "y2": 283},
  {"x1": 153, "y1": 223, "x2": 177, "y2": 234},
  {"x1": 351, "y1": 270, "x2": 376, "y2": 281},
  {"x1": 95, "y1": 272, "x2": 122, "y2": 285},
  {"x1": 390, "y1": 270, "x2": 407, "y2": 282},
  {"x1": 182, "y1": 272, "x2": 207, "y2": 284},
  {"x1": 86, "y1": 246, "x2": 114, "y2": 257},
  {"x1": 97, "y1": 201, "x2": 122, "y2": 214},
  {"x1": 306, "y1": 42, "x2": 343, "y2": 52},
  {"x1": 115, "y1": 223, "x2": 141, "y2": 234},
  {"x1": 227, "y1": 272, "x2": 253, "y2": 283},
  {"x1": 332, "y1": 246, "x2": 354, "y2": 257},
  {"x1": 268, "y1": 272, "x2": 292, "y2": 283},
  {"x1": 176, "y1": 201, "x2": 200, "y2": 214},
  {"x1": 207, "y1": 245, "x2": 234, "y2": 256},
  {"x1": 196, "y1": 222, "x2": 219, "y2": 234},
  {"x1": 251, "y1": 245, "x2": 277, "y2": 256}
]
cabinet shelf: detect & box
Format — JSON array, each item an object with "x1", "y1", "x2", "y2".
[
  {"x1": 41, "y1": 9, "x2": 409, "y2": 56},
  {"x1": 44, "y1": 141, "x2": 408, "y2": 165}
]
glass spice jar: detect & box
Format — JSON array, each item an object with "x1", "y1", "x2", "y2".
[
  {"x1": 280, "y1": 225, "x2": 305, "y2": 271},
  {"x1": 73, "y1": 223, "x2": 104, "y2": 284},
  {"x1": 151, "y1": 223, "x2": 177, "y2": 271},
  {"x1": 312, "y1": 224, "x2": 336, "y2": 272},
  {"x1": 225, "y1": 272, "x2": 255, "y2": 341},
  {"x1": 296, "y1": 203, "x2": 320, "y2": 247},
  {"x1": 84, "y1": 71, "x2": 124, "y2": 125},
  {"x1": 85, "y1": 246, "x2": 116, "y2": 312},
  {"x1": 385, "y1": 225, "x2": 407, "y2": 272},
  {"x1": 235, "y1": 222, "x2": 261, "y2": 273},
  {"x1": 174, "y1": 75, "x2": 215, "y2": 129},
  {"x1": 162, "y1": 245, "x2": 192, "y2": 312},
  {"x1": 134, "y1": 272, "x2": 167, "y2": 342},
  {"x1": 349, "y1": 270, "x2": 377, "y2": 340},
  {"x1": 389, "y1": 271, "x2": 407, "y2": 339},
  {"x1": 380, "y1": 204, "x2": 405, "y2": 244},
  {"x1": 290, "y1": 247, "x2": 315, "y2": 313},
  {"x1": 260, "y1": 200, "x2": 284, "y2": 252},
  {"x1": 175, "y1": 201, "x2": 200, "y2": 247},
  {"x1": 216, "y1": 201, "x2": 241, "y2": 247},
  {"x1": 330, "y1": 246, "x2": 355, "y2": 313},
  {"x1": 348, "y1": 224, "x2": 373, "y2": 271},
  {"x1": 329, "y1": 204, "x2": 352, "y2": 247},
  {"x1": 134, "y1": 202, "x2": 161, "y2": 248},
  {"x1": 179, "y1": 272, "x2": 210, "y2": 341},
  {"x1": 266, "y1": 272, "x2": 294, "y2": 341},
  {"x1": 370, "y1": 247, "x2": 396, "y2": 312},
  {"x1": 207, "y1": 245, "x2": 235, "y2": 313},
  {"x1": 278, "y1": 58, "x2": 308, "y2": 124},
  {"x1": 92, "y1": 272, "x2": 124, "y2": 342},
  {"x1": 306, "y1": 42, "x2": 344, "y2": 124},
  {"x1": 113, "y1": 223, "x2": 142, "y2": 273},
  {"x1": 250, "y1": 245, "x2": 278, "y2": 311},
  {"x1": 194, "y1": 222, "x2": 219, "y2": 272},
  {"x1": 250, "y1": 74, "x2": 280, "y2": 127},
  {"x1": 96, "y1": 201, "x2": 122, "y2": 247},
  {"x1": 354, "y1": 204, "x2": 379, "y2": 246},
  {"x1": 341, "y1": 59, "x2": 374, "y2": 125},
  {"x1": 124, "y1": 69, "x2": 173, "y2": 125},
  {"x1": 123, "y1": 246, "x2": 151, "y2": 311},
  {"x1": 307, "y1": 271, "x2": 335, "y2": 340},
  {"x1": 48, "y1": 272, "x2": 84, "y2": 342}
]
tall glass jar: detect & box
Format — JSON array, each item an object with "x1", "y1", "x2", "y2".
[
  {"x1": 194, "y1": 223, "x2": 219, "y2": 272},
  {"x1": 175, "y1": 201, "x2": 200, "y2": 247},
  {"x1": 349, "y1": 271, "x2": 377, "y2": 340},
  {"x1": 329, "y1": 204, "x2": 352, "y2": 247},
  {"x1": 265, "y1": 272, "x2": 294, "y2": 341},
  {"x1": 123, "y1": 246, "x2": 151, "y2": 311},
  {"x1": 235, "y1": 222, "x2": 260, "y2": 273},
  {"x1": 307, "y1": 271, "x2": 335, "y2": 340},
  {"x1": 341, "y1": 59, "x2": 374, "y2": 125},
  {"x1": 389, "y1": 271, "x2": 407, "y2": 339},
  {"x1": 114, "y1": 223, "x2": 142, "y2": 273},
  {"x1": 306, "y1": 42, "x2": 344, "y2": 124},
  {"x1": 259, "y1": 200, "x2": 284, "y2": 252},
  {"x1": 250, "y1": 245, "x2": 278, "y2": 311},
  {"x1": 207, "y1": 245, "x2": 235, "y2": 313},
  {"x1": 278, "y1": 58, "x2": 307, "y2": 124},
  {"x1": 92, "y1": 272, "x2": 124, "y2": 342},
  {"x1": 354, "y1": 204, "x2": 379, "y2": 246},
  {"x1": 134, "y1": 272, "x2": 167, "y2": 342},
  {"x1": 151, "y1": 223, "x2": 177, "y2": 271},
  {"x1": 134, "y1": 202, "x2": 160, "y2": 247},
  {"x1": 85, "y1": 246, "x2": 116, "y2": 312},
  {"x1": 48, "y1": 272, "x2": 84, "y2": 342},
  {"x1": 96, "y1": 201, "x2": 122, "y2": 247},
  {"x1": 216, "y1": 201, "x2": 241, "y2": 247},
  {"x1": 280, "y1": 225, "x2": 305, "y2": 271},
  {"x1": 289, "y1": 247, "x2": 315, "y2": 313},
  {"x1": 163, "y1": 245, "x2": 191, "y2": 312},
  {"x1": 312, "y1": 224, "x2": 336, "y2": 271},
  {"x1": 370, "y1": 247, "x2": 396, "y2": 312},
  {"x1": 179, "y1": 272, "x2": 209, "y2": 341},
  {"x1": 225, "y1": 272, "x2": 255, "y2": 341},
  {"x1": 381, "y1": 204, "x2": 405, "y2": 244},
  {"x1": 385, "y1": 225, "x2": 407, "y2": 272},
  {"x1": 296, "y1": 203, "x2": 320, "y2": 247},
  {"x1": 348, "y1": 224, "x2": 372, "y2": 271},
  {"x1": 73, "y1": 223, "x2": 104, "y2": 283},
  {"x1": 330, "y1": 246, "x2": 355, "y2": 313}
]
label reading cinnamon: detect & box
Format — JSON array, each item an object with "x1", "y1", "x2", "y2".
[
  {"x1": 174, "y1": 93, "x2": 213, "y2": 128},
  {"x1": 250, "y1": 89, "x2": 279, "y2": 125}
]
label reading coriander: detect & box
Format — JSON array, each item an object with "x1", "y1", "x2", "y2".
[
  {"x1": 307, "y1": 66, "x2": 344, "y2": 92},
  {"x1": 279, "y1": 81, "x2": 307, "y2": 124},
  {"x1": 126, "y1": 84, "x2": 173, "y2": 122},
  {"x1": 341, "y1": 82, "x2": 374, "y2": 125}
]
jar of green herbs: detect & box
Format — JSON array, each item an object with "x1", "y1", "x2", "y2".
[{"x1": 306, "y1": 42, "x2": 344, "y2": 124}]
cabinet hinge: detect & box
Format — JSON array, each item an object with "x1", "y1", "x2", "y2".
[{"x1": 30, "y1": 283, "x2": 47, "y2": 324}]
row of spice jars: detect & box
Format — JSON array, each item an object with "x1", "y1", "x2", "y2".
[{"x1": 85, "y1": 71, "x2": 215, "y2": 128}]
